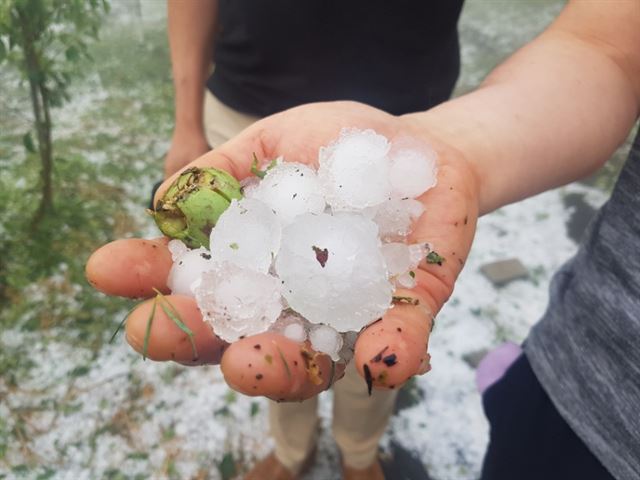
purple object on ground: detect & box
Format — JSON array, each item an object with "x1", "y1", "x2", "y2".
[{"x1": 476, "y1": 342, "x2": 523, "y2": 394}]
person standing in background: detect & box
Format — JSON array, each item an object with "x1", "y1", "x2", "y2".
[{"x1": 164, "y1": 2, "x2": 464, "y2": 479}]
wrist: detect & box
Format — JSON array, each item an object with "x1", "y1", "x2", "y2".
[
  {"x1": 172, "y1": 122, "x2": 207, "y2": 141},
  {"x1": 401, "y1": 111, "x2": 484, "y2": 216}
]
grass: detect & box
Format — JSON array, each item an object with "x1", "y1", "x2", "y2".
[{"x1": 0, "y1": 22, "x2": 172, "y2": 345}]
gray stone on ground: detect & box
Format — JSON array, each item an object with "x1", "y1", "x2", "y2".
[
  {"x1": 480, "y1": 258, "x2": 529, "y2": 286},
  {"x1": 463, "y1": 349, "x2": 490, "y2": 369}
]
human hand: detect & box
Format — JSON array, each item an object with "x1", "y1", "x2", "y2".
[
  {"x1": 86, "y1": 101, "x2": 480, "y2": 400},
  {"x1": 163, "y1": 128, "x2": 210, "y2": 178}
]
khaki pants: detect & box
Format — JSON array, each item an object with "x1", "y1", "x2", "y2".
[{"x1": 203, "y1": 90, "x2": 399, "y2": 473}]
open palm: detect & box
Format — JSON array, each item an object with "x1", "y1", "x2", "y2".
[{"x1": 86, "y1": 101, "x2": 479, "y2": 401}]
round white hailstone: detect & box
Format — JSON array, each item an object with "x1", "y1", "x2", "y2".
[
  {"x1": 194, "y1": 262, "x2": 282, "y2": 342},
  {"x1": 396, "y1": 271, "x2": 417, "y2": 289},
  {"x1": 309, "y1": 325, "x2": 343, "y2": 361},
  {"x1": 318, "y1": 128, "x2": 392, "y2": 211},
  {"x1": 404, "y1": 199, "x2": 426, "y2": 220},
  {"x1": 388, "y1": 146, "x2": 438, "y2": 199},
  {"x1": 240, "y1": 176, "x2": 260, "y2": 197},
  {"x1": 209, "y1": 198, "x2": 281, "y2": 273},
  {"x1": 167, "y1": 239, "x2": 189, "y2": 261},
  {"x1": 338, "y1": 330, "x2": 358, "y2": 364},
  {"x1": 275, "y1": 212, "x2": 393, "y2": 332},
  {"x1": 167, "y1": 247, "x2": 216, "y2": 296},
  {"x1": 371, "y1": 199, "x2": 425, "y2": 240},
  {"x1": 246, "y1": 162, "x2": 325, "y2": 224},
  {"x1": 283, "y1": 323, "x2": 307, "y2": 343},
  {"x1": 381, "y1": 243, "x2": 413, "y2": 276},
  {"x1": 269, "y1": 310, "x2": 309, "y2": 343},
  {"x1": 408, "y1": 243, "x2": 431, "y2": 267}
]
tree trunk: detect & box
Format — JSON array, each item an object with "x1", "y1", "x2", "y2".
[
  {"x1": 19, "y1": 9, "x2": 54, "y2": 225},
  {"x1": 34, "y1": 84, "x2": 54, "y2": 221}
]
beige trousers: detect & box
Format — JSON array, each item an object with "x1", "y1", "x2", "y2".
[{"x1": 203, "y1": 90, "x2": 399, "y2": 473}]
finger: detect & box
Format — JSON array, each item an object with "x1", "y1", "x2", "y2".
[
  {"x1": 408, "y1": 151, "x2": 480, "y2": 312},
  {"x1": 354, "y1": 288, "x2": 433, "y2": 392},
  {"x1": 86, "y1": 238, "x2": 172, "y2": 299},
  {"x1": 221, "y1": 332, "x2": 346, "y2": 402},
  {"x1": 355, "y1": 153, "x2": 479, "y2": 390},
  {"x1": 154, "y1": 141, "x2": 261, "y2": 207},
  {"x1": 125, "y1": 294, "x2": 226, "y2": 365}
]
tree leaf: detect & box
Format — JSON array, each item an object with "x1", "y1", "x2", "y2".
[
  {"x1": 65, "y1": 45, "x2": 79, "y2": 62},
  {"x1": 22, "y1": 132, "x2": 36, "y2": 153},
  {"x1": 0, "y1": 39, "x2": 6, "y2": 63},
  {"x1": 218, "y1": 453, "x2": 237, "y2": 480}
]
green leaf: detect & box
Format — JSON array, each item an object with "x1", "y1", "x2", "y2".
[
  {"x1": 250, "y1": 401, "x2": 260, "y2": 417},
  {"x1": 109, "y1": 305, "x2": 136, "y2": 343},
  {"x1": 0, "y1": 39, "x2": 6, "y2": 63},
  {"x1": 426, "y1": 251, "x2": 445, "y2": 266},
  {"x1": 218, "y1": 453, "x2": 237, "y2": 480},
  {"x1": 153, "y1": 288, "x2": 198, "y2": 360},
  {"x1": 22, "y1": 132, "x2": 36, "y2": 153},
  {"x1": 142, "y1": 297, "x2": 157, "y2": 361},
  {"x1": 69, "y1": 365, "x2": 90, "y2": 377},
  {"x1": 65, "y1": 46, "x2": 80, "y2": 62},
  {"x1": 250, "y1": 153, "x2": 266, "y2": 179}
]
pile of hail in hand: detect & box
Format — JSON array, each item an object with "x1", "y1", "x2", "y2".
[{"x1": 153, "y1": 128, "x2": 438, "y2": 363}]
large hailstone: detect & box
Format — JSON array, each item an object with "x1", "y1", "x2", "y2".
[
  {"x1": 209, "y1": 198, "x2": 281, "y2": 273},
  {"x1": 194, "y1": 262, "x2": 283, "y2": 342},
  {"x1": 246, "y1": 162, "x2": 326, "y2": 224},
  {"x1": 318, "y1": 129, "x2": 392, "y2": 211},
  {"x1": 388, "y1": 144, "x2": 438, "y2": 199},
  {"x1": 275, "y1": 212, "x2": 393, "y2": 332}
]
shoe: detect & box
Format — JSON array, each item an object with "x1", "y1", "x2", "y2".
[
  {"x1": 244, "y1": 453, "x2": 296, "y2": 480},
  {"x1": 342, "y1": 458, "x2": 385, "y2": 480},
  {"x1": 244, "y1": 448, "x2": 316, "y2": 480}
]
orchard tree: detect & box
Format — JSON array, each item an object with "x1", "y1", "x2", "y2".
[{"x1": 0, "y1": 0, "x2": 109, "y2": 222}]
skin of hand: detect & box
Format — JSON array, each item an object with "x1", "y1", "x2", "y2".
[
  {"x1": 87, "y1": 0, "x2": 640, "y2": 403},
  {"x1": 86, "y1": 101, "x2": 480, "y2": 401},
  {"x1": 164, "y1": 0, "x2": 218, "y2": 178}
]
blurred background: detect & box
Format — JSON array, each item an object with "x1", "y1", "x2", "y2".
[{"x1": 0, "y1": 1, "x2": 637, "y2": 479}]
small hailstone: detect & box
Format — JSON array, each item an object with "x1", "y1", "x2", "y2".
[
  {"x1": 396, "y1": 271, "x2": 417, "y2": 289},
  {"x1": 381, "y1": 243, "x2": 413, "y2": 276},
  {"x1": 309, "y1": 325, "x2": 343, "y2": 361},
  {"x1": 246, "y1": 162, "x2": 325, "y2": 224},
  {"x1": 167, "y1": 239, "x2": 189, "y2": 261},
  {"x1": 240, "y1": 176, "x2": 260, "y2": 197},
  {"x1": 275, "y1": 212, "x2": 393, "y2": 332},
  {"x1": 270, "y1": 310, "x2": 309, "y2": 343},
  {"x1": 404, "y1": 199, "x2": 425, "y2": 220},
  {"x1": 388, "y1": 145, "x2": 438, "y2": 199},
  {"x1": 167, "y1": 247, "x2": 215, "y2": 296},
  {"x1": 318, "y1": 128, "x2": 392, "y2": 211},
  {"x1": 283, "y1": 323, "x2": 307, "y2": 343},
  {"x1": 209, "y1": 198, "x2": 281, "y2": 273},
  {"x1": 371, "y1": 199, "x2": 424, "y2": 240},
  {"x1": 408, "y1": 243, "x2": 432, "y2": 266},
  {"x1": 194, "y1": 262, "x2": 282, "y2": 342}
]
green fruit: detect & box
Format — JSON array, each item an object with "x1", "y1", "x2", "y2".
[{"x1": 152, "y1": 167, "x2": 242, "y2": 248}]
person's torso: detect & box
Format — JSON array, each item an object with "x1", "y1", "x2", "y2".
[
  {"x1": 208, "y1": 0, "x2": 464, "y2": 116},
  {"x1": 526, "y1": 128, "x2": 640, "y2": 480}
]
